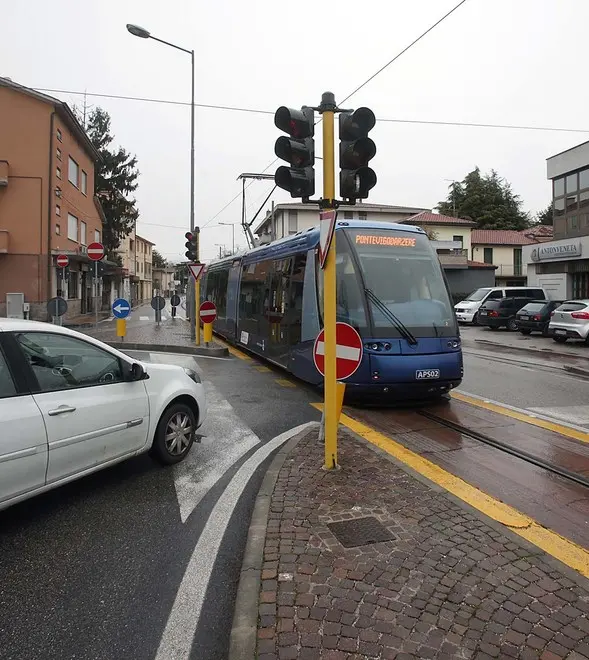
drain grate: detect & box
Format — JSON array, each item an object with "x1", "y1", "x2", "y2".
[{"x1": 327, "y1": 516, "x2": 395, "y2": 548}]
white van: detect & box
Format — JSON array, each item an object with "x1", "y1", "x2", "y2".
[{"x1": 455, "y1": 286, "x2": 548, "y2": 324}]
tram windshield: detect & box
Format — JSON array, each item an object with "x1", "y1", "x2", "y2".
[{"x1": 344, "y1": 229, "x2": 458, "y2": 339}]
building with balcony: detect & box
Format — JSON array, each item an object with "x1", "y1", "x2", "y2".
[
  {"x1": 115, "y1": 225, "x2": 140, "y2": 305},
  {"x1": 0, "y1": 77, "x2": 105, "y2": 320},
  {"x1": 253, "y1": 202, "x2": 429, "y2": 244},
  {"x1": 470, "y1": 230, "x2": 537, "y2": 285},
  {"x1": 152, "y1": 266, "x2": 176, "y2": 297},
  {"x1": 135, "y1": 234, "x2": 154, "y2": 302},
  {"x1": 523, "y1": 141, "x2": 589, "y2": 300}
]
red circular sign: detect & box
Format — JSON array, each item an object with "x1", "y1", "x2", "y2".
[
  {"x1": 87, "y1": 242, "x2": 105, "y2": 261},
  {"x1": 56, "y1": 254, "x2": 69, "y2": 268},
  {"x1": 313, "y1": 322, "x2": 364, "y2": 380},
  {"x1": 199, "y1": 300, "x2": 217, "y2": 324}
]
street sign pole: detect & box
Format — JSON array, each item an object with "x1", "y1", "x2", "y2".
[
  {"x1": 321, "y1": 92, "x2": 339, "y2": 471},
  {"x1": 195, "y1": 228, "x2": 201, "y2": 346},
  {"x1": 95, "y1": 261, "x2": 98, "y2": 328}
]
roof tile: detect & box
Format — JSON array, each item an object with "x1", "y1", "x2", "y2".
[
  {"x1": 471, "y1": 229, "x2": 537, "y2": 245},
  {"x1": 403, "y1": 211, "x2": 476, "y2": 226}
]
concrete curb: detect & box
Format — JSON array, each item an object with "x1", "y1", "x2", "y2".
[
  {"x1": 468, "y1": 338, "x2": 589, "y2": 363},
  {"x1": 563, "y1": 364, "x2": 589, "y2": 378},
  {"x1": 227, "y1": 423, "x2": 319, "y2": 660},
  {"x1": 104, "y1": 341, "x2": 229, "y2": 357}
]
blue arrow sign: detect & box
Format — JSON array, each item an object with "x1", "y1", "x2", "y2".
[{"x1": 112, "y1": 298, "x2": 131, "y2": 319}]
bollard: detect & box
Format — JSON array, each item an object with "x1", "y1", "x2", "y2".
[{"x1": 203, "y1": 321, "x2": 213, "y2": 346}]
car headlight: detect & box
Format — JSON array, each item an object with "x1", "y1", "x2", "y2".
[{"x1": 183, "y1": 368, "x2": 201, "y2": 384}]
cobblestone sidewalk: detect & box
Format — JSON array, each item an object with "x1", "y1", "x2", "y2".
[{"x1": 255, "y1": 429, "x2": 589, "y2": 660}]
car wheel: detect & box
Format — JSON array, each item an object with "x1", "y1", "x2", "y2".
[
  {"x1": 519, "y1": 328, "x2": 532, "y2": 335},
  {"x1": 553, "y1": 336, "x2": 568, "y2": 344},
  {"x1": 507, "y1": 318, "x2": 518, "y2": 331},
  {"x1": 151, "y1": 403, "x2": 196, "y2": 465}
]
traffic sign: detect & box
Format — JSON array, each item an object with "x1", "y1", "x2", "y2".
[
  {"x1": 199, "y1": 300, "x2": 217, "y2": 324},
  {"x1": 187, "y1": 263, "x2": 205, "y2": 281},
  {"x1": 87, "y1": 242, "x2": 105, "y2": 261},
  {"x1": 112, "y1": 298, "x2": 131, "y2": 319},
  {"x1": 56, "y1": 254, "x2": 69, "y2": 268},
  {"x1": 170, "y1": 294, "x2": 181, "y2": 307},
  {"x1": 313, "y1": 322, "x2": 363, "y2": 380},
  {"x1": 151, "y1": 296, "x2": 166, "y2": 311},
  {"x1": 47, "y1": 296, "x2": 68, "y2": 318},
  {"x1": 318, "y1": 210, "x2": 337, "y2": 269}
]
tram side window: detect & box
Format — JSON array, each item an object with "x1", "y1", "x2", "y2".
[
  {"x1": 239, "y1": 260, "x2": 271, "y2": 336},
  {"x1": 288, "y1": 253, "x2": 306, "y2": 345},
  {"x1": 268, "y1": 257, "x2": 292, "y2": 322},
  {"x1": 216, "y1": 268, "x2": 229, "y2": 319}
]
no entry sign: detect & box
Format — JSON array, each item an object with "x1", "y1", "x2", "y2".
[
  {"x1": 87, "y1": 242, "x2": 105, "y2": 261},
  {"x1": 56, "y1": 254, "x2": 69, "y2": 268},
  {"x1": 313, "y1": 322, "x2": 363, "y2": 380},
  {"x1": 199, "y1": 300, "x2": 217, "y2": 324}
]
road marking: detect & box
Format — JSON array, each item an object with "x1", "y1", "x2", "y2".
[
  {"x1": 527, "y1": 405, "x2": 589, "y2": 427},
  {"x1": 255, "y1": 366, "x2": 271, "y2": 373},
  {"x1": 453, "y1": 390, "x2": 589, "y2": 444},
  {"x1": 276, "y1": 378, "x2": 296, "y2": 388},
  {"x1": 215, "y1": 338, "x2": 252, "y2": 361},
  {"x1": 321, "y1": 406, "x2": 589, "y2": 579},
  {"x1": 139, "y1": 316, "x2": 149, "y2": 321},
  {"x1": 173, "y1": 382, "x2": 261, "y2": 523},
  {"x1": 156, "y1": 422, "x2": 317, "y2": 660}
]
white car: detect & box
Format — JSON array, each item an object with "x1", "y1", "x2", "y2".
[
  {"x1": 549, "y1": 299, "x2": 589, "y2": 343},
  {"x1": 0, "y1": 318, "x2": 206, "y2": 511}
]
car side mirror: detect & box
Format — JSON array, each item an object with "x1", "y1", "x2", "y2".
[{"x1": 128, "y1": 362, "x2": 149, "y2": 381}]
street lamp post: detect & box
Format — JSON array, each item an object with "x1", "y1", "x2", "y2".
[
  {"x1": 126, "y1": 23, "x2": 196, "y2": 338},
  {"x1": 218, "y1": 222, "x2": 235, "y2": 254}
]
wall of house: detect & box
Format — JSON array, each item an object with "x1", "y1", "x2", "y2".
[
  {"x1": 471, "y1": 245, "x2": 524, "y2": 278},
  {"x1": 0, "y1": 88, "x2": 51, "y2": 316},
  {"x1": 423, "y1": 225, "x2": 472, "y2": 252}
]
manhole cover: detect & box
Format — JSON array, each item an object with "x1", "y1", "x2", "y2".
[{"x1": 327, "y1": 516, "x2": 395, "y2": 548}]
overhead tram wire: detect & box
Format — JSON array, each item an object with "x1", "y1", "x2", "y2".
[{"x1": 35, "y1": 87, "x2": 589, "y2": 134}]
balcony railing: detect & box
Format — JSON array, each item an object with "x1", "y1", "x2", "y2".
[
  {"x1": 437, "y1": 249, "x2": 468, "y2": 268},
  {"x1": 493, "y1": 263, "x2": 524, "y2": 276}
]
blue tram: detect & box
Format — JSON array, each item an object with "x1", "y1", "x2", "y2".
[{"x1": 202, "y1": 219, "x2": 463, "y2": 401}]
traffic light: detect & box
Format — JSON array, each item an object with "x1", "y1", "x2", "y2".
[
  {"x1": 185, "y1": 226, "x2": 200, "y2": 261},
  {"x1": 274, "y1": 106, "x2": 315, "y2": 199},
  {"x1": 339, "y1": 107, "x2": 377, "y2": 203}
]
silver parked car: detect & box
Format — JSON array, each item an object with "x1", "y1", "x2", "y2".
[{"x1": 548, "y1": 300, "x2": 589, "y2": 343}]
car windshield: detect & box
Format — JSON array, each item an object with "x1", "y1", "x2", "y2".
[
  {"x1": 465, "y1": 288, "x2": 491, "y2": 302},
  {"x1": 344, "y1": 228, "x2": 457, "y2": 338}
]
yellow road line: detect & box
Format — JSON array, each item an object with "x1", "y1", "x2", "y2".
[
  {"x1": 255, "y1": 366, "x2": 271, "y2": 373},
  {"x1": 215, "y1": 338, "x2": 252, "y2": 361},
  {"x1": 452, "y1": 391, "x2": 589, "y2": 445},
  {"x1": 276, "y1": 378, "x2": 297, "y2": 388},
  {"x1": 311, "y1": 403, "x2": 589, "y2": 578}
]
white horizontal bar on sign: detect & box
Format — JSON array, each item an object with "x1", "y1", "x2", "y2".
[
  {"x1": 315, "y1": 341, "x2": 361, "y2": 361},
  {"x1": 200, "y1": 311, "x2": 216, "y2": 318}
]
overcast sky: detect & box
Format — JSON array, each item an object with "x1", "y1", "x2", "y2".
[{"x1": 3, "y1": 0, "x2": 588, "y2": 262}]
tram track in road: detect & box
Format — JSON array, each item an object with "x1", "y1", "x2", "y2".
[{"x1": 416, "y1": 408, "x2": 589, "y2": 489}]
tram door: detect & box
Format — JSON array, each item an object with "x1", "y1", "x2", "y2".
[{"x1": 266, "y1": 257, "x2": 293, "y2": 367}]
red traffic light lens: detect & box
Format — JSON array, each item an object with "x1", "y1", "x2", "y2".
[{"x1": 185, "y1": 232, "x2": 193, "y2": 240}]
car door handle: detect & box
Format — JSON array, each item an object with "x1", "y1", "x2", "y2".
[{"x1": 48, "y1": 405, "x2": 77, "y2": 416}]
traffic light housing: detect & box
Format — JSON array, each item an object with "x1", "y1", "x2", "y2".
[
  {"x1": 339, "y1": 107, "x2": 377, "y2": 203},
  {"x1": 274, "y1": 106, "x2": 315, "y2": 199},
  {"x1": 185, "y1": 226, "x2": 200, "y2": 261}
]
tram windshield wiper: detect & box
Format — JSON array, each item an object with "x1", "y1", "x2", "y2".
[{"x1": 365, "y1": 288, "x2": 418, "y2": 346}]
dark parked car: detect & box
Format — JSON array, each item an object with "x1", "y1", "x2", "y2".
[
  {"x1": 477, "y1": 297, "x2": 532, "y2": 331},
  {"x1": 515, "y1": 300, "x2": 563, "y2": 336}
]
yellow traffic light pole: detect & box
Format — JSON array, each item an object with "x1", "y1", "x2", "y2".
[
  {"x1": 321, "y1": 92, "x2": 338, "y2": 470},
  {"x1": 195, "y1": 228, "x2": 201, "y2": 346}
]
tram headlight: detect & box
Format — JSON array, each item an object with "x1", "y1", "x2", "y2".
[{"x1": 447, "y1": 339, "x2": 460, "y2": 349}]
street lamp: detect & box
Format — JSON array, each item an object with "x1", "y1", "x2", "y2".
[
  {"x1": 127, "y1": 22, "x2": 196, "y2": 337},
  {"x1": 218, "y1": 222, "x2": 235, "y2": 254}
]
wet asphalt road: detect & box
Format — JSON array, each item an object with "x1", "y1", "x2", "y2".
[{"x1": 0, "y1": 348, "x2": 320, "y2": 660}]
